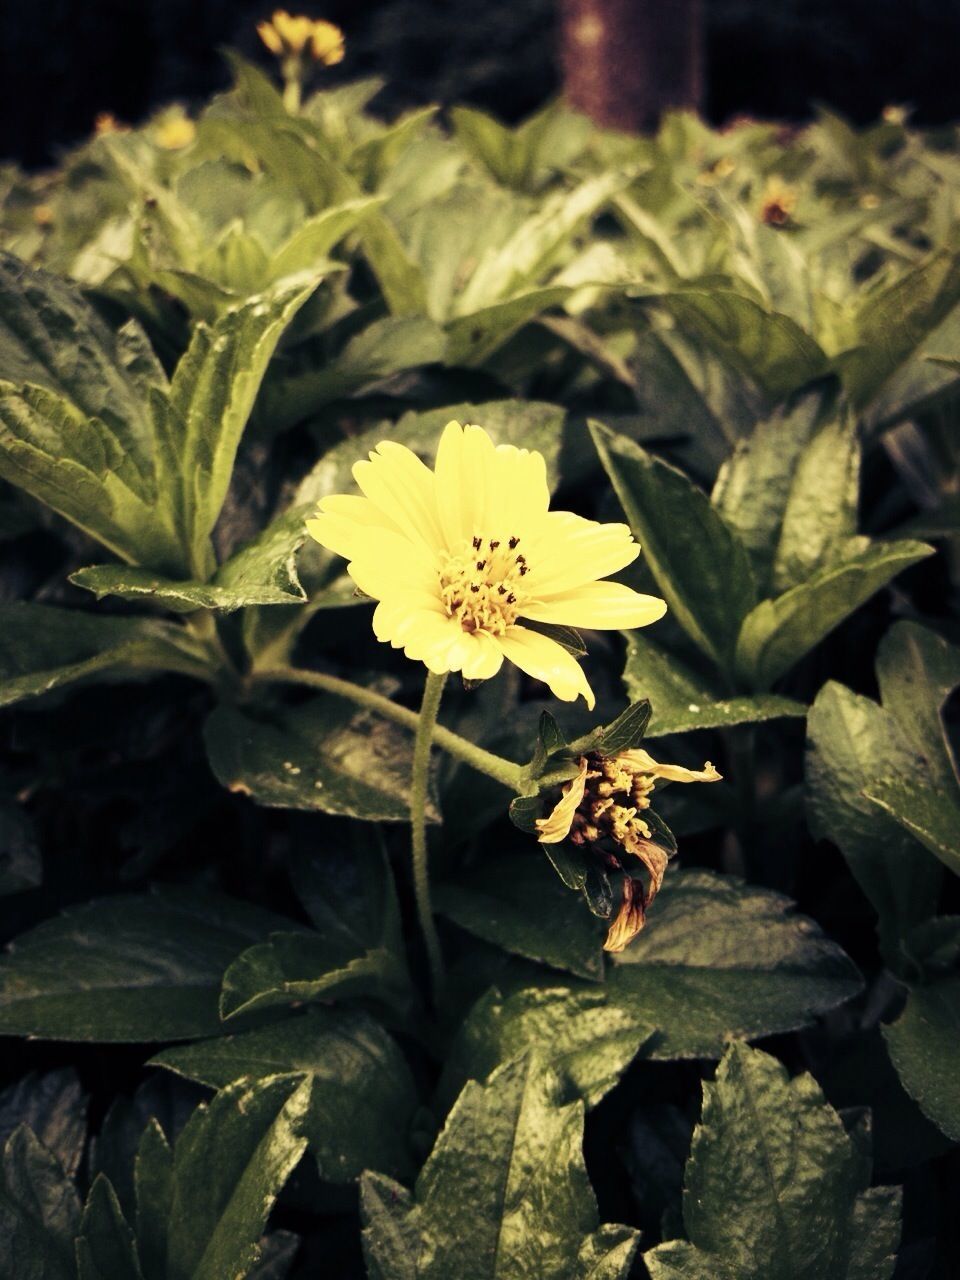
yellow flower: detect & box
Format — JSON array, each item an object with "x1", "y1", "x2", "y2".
[
  {"x1": 155, "y1": 115, "x2": 196, "y2": 150},
  {"x1": 306, "y1": 421, "x2": 666, "y2": 707},
  {"x1": 32, "y1": 204, "x2": 55, "y2": 229},
  {"x1": 257, "y1": 11, "x2": 345, "y2": 64}
]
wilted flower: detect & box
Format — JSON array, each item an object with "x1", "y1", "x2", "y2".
[
  {"x1": 537, "y1": 747, "x2": 721, "y2": 951},
  {"x1": 306, "y1": 421, "x2": 666, "y2": 707},
  {"x1": 93, "y1": 112, "x2": 127, "y2": 136},
  {"x1": 154, "y1": 115, "x2": 196, "y2": 151},
  {"x1": 759, "y1": 176, "x2": 797, "y2": 226},
  {"x1": 257, "y1": 10, "x2": 345, "y2": 64}
]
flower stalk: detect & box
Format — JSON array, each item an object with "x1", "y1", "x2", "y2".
[
  {"x1": 252, "y1": 665, "x2": 525, "y2": 790},
  {"x1": 410, "y1": 670, "x2": 447, "y2": 1000}
]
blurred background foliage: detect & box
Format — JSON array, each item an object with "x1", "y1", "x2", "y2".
[{"x1": 3, "y1": 0, "x2": 960, "y2": 168}]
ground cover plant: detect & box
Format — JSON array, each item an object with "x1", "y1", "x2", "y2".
[{"x1": 0, "y1": 25, "x2": 958, "y2": 1278}]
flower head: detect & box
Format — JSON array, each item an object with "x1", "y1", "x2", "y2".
[
  {"x1": 155, "y1": 114, "x2": 196, "y2": 151},
  {"x1": 94, "y1": 112, "x2": 127, "y2": 137},
  {"x1": 536, "y1": 746, "x2": 721, "y2": 950},
  {"x1": 257, "y1": 11, "x2": 345, "y2": 64},
  {"x1": 306, "y1": 421, "x2": 666, "y2": 708},
  {"x1": 759, "y1": 176, "x2": 797, "y2": 226}
]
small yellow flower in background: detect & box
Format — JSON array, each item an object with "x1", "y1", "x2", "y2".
[
  {"x1": 882, "y1": 104, "x2": 908, "y2": 127},
  {"x1": 257, "y1": 10, "x2": 345, "y2": 64},
  {"x1": 537, "y1": 746, "x2": 721, "y2": 951},
  {"x1": 32, "y1": 205, "x2": 55, "y2": 229},
  {"x1": 759, "y1": 176, "x2": 797, "y2": 226},
  {"x1": 155, "y1": 114, "x2": 196, "y2": 151},
  {"x1": 306, "y1": 421, "x2": 667, "y2": 708},
  {"x1": 695, "y1": 154, "x2": 736, "y2": 186}
]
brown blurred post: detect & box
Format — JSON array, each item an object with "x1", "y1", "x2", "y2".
[{"x1": 559, "y1": 0, "x2": 704, "y2": 132}]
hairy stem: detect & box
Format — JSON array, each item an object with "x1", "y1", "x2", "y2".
[
  {"x1": 411, "y1": 670, "x2": 447, "y2": 1000},
  {"x1": 253, "y1": 665, "x2": 525, "y2": 790}
]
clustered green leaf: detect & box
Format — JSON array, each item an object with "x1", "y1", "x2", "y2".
[{"x1": 0, "y1": 51, "x2": 956, "y2": 1280}]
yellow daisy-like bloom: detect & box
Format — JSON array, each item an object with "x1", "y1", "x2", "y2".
[
  {"x1": 257, "y1": 11, "x2": 345, "y2": 64},
  {"x1": 155, "y1": 115, "x2": 196, "y2": 151},
  {"x1": 306, "y1": 421, "x2": 667, "y2": 708}
]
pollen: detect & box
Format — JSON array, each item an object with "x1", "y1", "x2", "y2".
[{"x1": 439, "y1": 535, "x2": 528, "y2": 635}]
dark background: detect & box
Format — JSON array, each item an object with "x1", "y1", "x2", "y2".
[{"x1": 1, "y1": 0, "x2": 960, "y2": 169}]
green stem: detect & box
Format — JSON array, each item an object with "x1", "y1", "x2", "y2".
[
  {"x1": 253, "y1": 666, "x2": 525, "y2": 790},
  {"x1": 185, "y1": 609, "x2": 233, "y2": 681},
  {"x1": 411, "y1": 670, "x2": 447, "y2": 999},
  {"x1": 282, "y1": 61, "x2": 302, "y2": 113}
]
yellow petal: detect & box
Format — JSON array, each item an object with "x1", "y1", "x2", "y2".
[
  {"x1": 433, "y1": 420, "x2": 468, "y2": 548},
  {"x1": 521, "y1": 582, "x2": 667, "y2": 630},
  {"x1": 497, "y1": 625, "x2": 595, "y2": 707},
  {"x1": 604, "y1": 878, "x2": 646, "y2": 953},
  {"x1": 487, "y1": 443, "x2": 550, "y2": 535},
  {"x1": 257, "y1": 21, "x2": 284, "y2": 54},
  {"x1": 353, "y1": 441, "x2": 442, "y2": 550},
  {"x1": 536, "y1": 757, "x2": 588, "y2": 843},
  {"x1": 523, "y1": 512, "x2": 640, "y2": 594},
  {"x1": 617, "y1": 748, "x2": 722, "y2": 784},
  {"x1": 310, "y1": 20, "x2": 345, "y2": 64}
]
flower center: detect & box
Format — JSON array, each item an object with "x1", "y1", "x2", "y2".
[{"x1": 439, "y1": 534, "x2": 530, "y2": 635}]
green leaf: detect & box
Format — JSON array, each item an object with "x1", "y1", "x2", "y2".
[
  {"x1": 0, "y1": 1125, "x2": 81, "y2": 1280},
  {"x1": 259, "y1": 316, "x2": 447, "y2": 433},
  {"x1": 76, "y1": 1176, "x2": 143, "y2": 1280},
  {"x1": 651, "y1": 288, "x2": 829, "y2": 399},
  {"x1": 166, "y1": 279, "x2": 317, "y2": 574},
  {"x1": 435, "y1": 851, "x2": 605, "y2": 981},
  {"x1": 0, "y1": 380, "x2": 183, "y2": 572},
  {"x1": 606, "y1": 872, "x2": 862, "y2": 1058},
  {"x1": 711, "y1": 390, "x2": 824, "y2": 595},
  {"x1": 438, "y1": 984, "x2": 656, "y2": 1112},
  {"x1": 152, "y1": 1007, "x2": 418, "y2": 1181},
  {"x1": 0, "y1": 252, "x2": 162, "y2": 480},
  {"x1": 0, "y1": 1069, "x2": 86, "y2": 1180},
  {"x1": 768, "y1": 406, "x2": 860, "y2": 594},
  {"x1": 155, "y1": 1074, "x2": 312, "y2": 1280},
  {"x1": 734, "y1": 539, "x2": 933, "y2": 689},
  {"x1": 841, "y1": 249, "x2": 960, "y2": 415},
  {"x1": 0, "y1": 602, "x2": 211, "y2": 707},
  {"x1": 267, "y1": 198, "x2": 381, "y2": 280},
  {"x1": 0, "y1": 792, "x2": 42, "y2": 894},
  {"x1": 882, "y1": 975, "x2": 960, "y2": 1141},
  {"x1": 0, "y1": 888, "x2": 291, "y2": 1041},
  {"x1": 204, "y1": 697, "x2": 438, "y2": 823},
  {"x1": 455, "y1": 171, "x2": 628, "y2": 313},
  {"x1": 451, "y1": 102, "x2": 589, "y2": 193},
  {"x1": 590, "y1": 422, "x2": 756, "y2": 672},
  {"x1": 442, "y1": 871, "x2": 860, "y2": 1105},
  {"x1": 361, "y1": 1056, "x2": 639, "y2": 1280},
  {"x1": 862, "y1": 622, "x2": 960, "y2": 877},
  {"x1": 0, "y1": 254, "x2": 184, "y2": 569},
  {"x1": 134, "y1": 1122, "x2": 172, "y2": 1280},
  {"x1": 72, "y1": 507, "x2": 309, "y2": 612},
  {"x1": 644, "y1": 1042, "x2": 901, "y2": 1280},
  {"x1": 219, "y1": 834, "x2": 411, "y2": 1019},
  {"x1": 807, "y1": 680, "x2": 943, "y2": 967},
  {"x1": 623, "y1": 633, "x2": 806, "y2": 736},
  {"x1": 446, "y1": 285, "x2": 572, "y2": 366}
]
